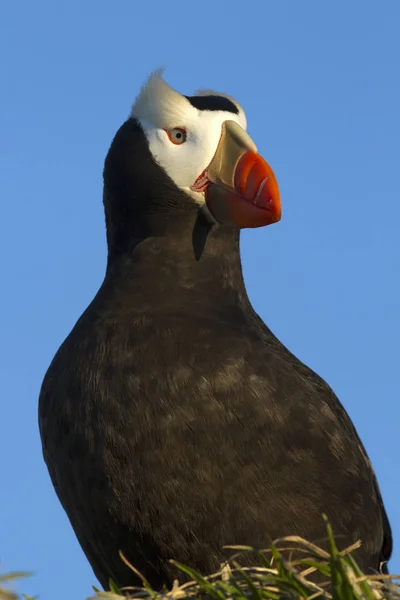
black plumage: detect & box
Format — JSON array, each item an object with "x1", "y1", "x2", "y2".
[
  {"x1": 184, "y1": 94, "x2": 239, "y2": 114},
  {"x1": 39, "y1": 114, "x2": 392, "y2": 590}
]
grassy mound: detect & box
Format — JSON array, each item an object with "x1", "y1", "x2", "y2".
[{"x1": 1, "y1": 520, "x2": 398, "y2": 600}]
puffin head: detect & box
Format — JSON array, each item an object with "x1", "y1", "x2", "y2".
[{"x1": 103, "y1": 71, "x2": 281, "y2": 250}]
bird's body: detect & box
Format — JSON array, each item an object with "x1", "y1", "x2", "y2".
[{"x1": 39, "y1": 74, "x2": 392, "y2": 590}]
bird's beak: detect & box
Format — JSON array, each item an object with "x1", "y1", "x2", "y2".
[{"x1": 192, "y1": 120, "x2": 281, "y2": 229}]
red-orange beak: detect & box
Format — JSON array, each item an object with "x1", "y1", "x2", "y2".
[{"x1": 192, "y1": 120, "x2": 281, "y2": 229}]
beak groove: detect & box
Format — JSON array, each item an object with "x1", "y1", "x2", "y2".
[{"x1": 234, "y1": 150, "x2": 281, "y2": 222}]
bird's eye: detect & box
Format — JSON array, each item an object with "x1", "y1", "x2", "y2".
[{"x1": 167, "y1": 127, "x2": 187, "y2": 145}]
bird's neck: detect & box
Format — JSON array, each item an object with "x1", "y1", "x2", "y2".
[{"x1": 103, "y1": 211, "x2": 252, "y2": 319}]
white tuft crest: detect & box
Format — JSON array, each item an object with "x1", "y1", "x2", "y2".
[{"x1": 131, "y1": 69, "x2": 193, "y2": 129}]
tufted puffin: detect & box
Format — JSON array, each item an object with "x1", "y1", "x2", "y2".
[{"x1": 39, "y1": 71, "x2": 392, "y2": 590}]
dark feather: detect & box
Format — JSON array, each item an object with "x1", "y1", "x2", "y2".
[{"x1": 39, "y1": 117, "x2": 392, "y2": 590}]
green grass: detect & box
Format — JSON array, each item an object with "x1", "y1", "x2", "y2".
[
  {"x1": 1, "y1": 519, "x2": 399, "y2": 600},
  {"x1": 0, "y1": 571, "x2": 36, "y2": 600}
]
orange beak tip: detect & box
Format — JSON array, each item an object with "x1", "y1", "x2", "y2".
[
  {"x1": 205, "y1": 149, "x2": 281, "y2": 229},
  {"x1": 205, "y1": 184, "x2": 281, "y2": 229}
]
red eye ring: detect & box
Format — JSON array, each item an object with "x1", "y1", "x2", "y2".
[{"x1": 166, "y1": 127, "x2": 187, "y2": 145}]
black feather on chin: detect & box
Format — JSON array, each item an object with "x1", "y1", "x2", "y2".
[{"x1": 192, "y1": 210, "x2": 214, "y2": 261}]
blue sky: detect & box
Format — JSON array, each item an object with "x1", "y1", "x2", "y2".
[{"x1": 1, "y1": 1, "x2": 399, "y2": 598}]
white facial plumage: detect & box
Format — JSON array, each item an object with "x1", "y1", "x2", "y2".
[{"x1": 130, "y1": 70, "x2": 247, "y2": 205}]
